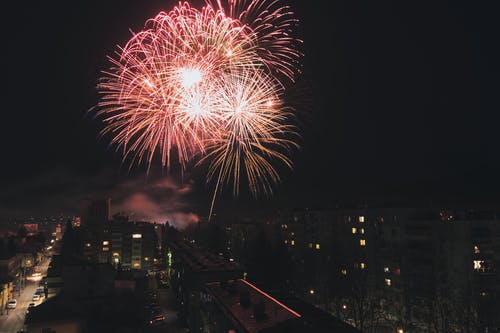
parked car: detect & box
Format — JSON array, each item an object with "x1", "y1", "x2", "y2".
[
  {"x1": 32, "y1": 294, "x2": 40, "y2": 301},
  {"x1": 149, "y1": 314, "x2": 165, "y2": 325},
  {"x1": 26, "y1": 303, "x2": 35, "y2": 314},
  {"x1": 149, "y1": 306, "x2": 162, "y2": 316},
  {"x1": 6, "y1": 299, "x2": 17, "y2": 309}
]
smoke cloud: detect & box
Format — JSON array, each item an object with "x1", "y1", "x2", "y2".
[
  {"x1": 111, "y1": 177, "x2": 199, "y2": 229},
  {"x1": 0, "y1": 167, "x2": 200, "y2": 230}
]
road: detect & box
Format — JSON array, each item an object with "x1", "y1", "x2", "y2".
[
  {"x1": 145, "y1": 274, "x2": 188, "y2": 333},
  {"x1": 0, "y1": 257, "x2": 50, "y2": 333}
]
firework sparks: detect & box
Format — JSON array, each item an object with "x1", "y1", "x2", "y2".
[
  {"x1": 95, "y1": 0, "x2": 302, "y2": 219},
  {"x1": 208, "y1": 0, "x2": 303, "y2": 83},
  {"x1": 200, "y1": 69, "x2": 298, "y2": 201}
]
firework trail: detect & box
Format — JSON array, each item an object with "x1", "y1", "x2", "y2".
[
  {"x1": 208, "y1": 0, "x2": 302, "y2": 83},
  {"x1": 96, "y1": 0, "x2": 302, "y2": 220}
]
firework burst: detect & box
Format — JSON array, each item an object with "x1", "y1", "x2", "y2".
[
  {"x1": 201, "y1": 69, "x2": 297, "y2": 196},
  {"x1": 95, "y1": 0, "x2": 302, "y2": 219}
]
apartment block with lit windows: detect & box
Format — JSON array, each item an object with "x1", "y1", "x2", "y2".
[
  {"x1": 275, "y1": 207, "x2": 500, "y2": 331},
  {"x1": 107, "y1": 220, "x2": 158, "y2": 271}
]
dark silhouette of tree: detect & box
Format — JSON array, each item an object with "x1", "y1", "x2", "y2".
[
  {"x1": 61, "y1": 220, "x2": 81, "y2": 259},
  {"x1": 17, "y1": 225, "x2": 28, "y2": 238},
  {"x1": 33, "y1": 232, "x2": 46, "y2": 245},
  {"x1": 206, "y1": 223, "x2": 227, "y2": 254}
]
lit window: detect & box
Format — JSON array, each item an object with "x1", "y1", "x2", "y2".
[
  {"x1": 113, "y1": 252, "x2": 119, "y2": 257},
  {"x1": 308, "y1": 243, "x2": 312, "y2": 248},
  {"x1": 291, "y1": 232, "x2": 295, "y2": 236},
  {"x1": 102, "y1": 241, "x2": 109, "y2": 246},
  {"x1": 341, "y1": 269, "x2": 347, "y2": 275},
  {"x1": 284, "y1": 240, "x2": 288, "y2": 244},
  {"x1": 85, "y1": 243, "x2": 91, "y2": 247},
  {"x1": 385, "y1": 278, "x2": 391, "y2": 286},
  {"x1": 360, "y1": 239, "x2": 366, "y2": 246},
  {"x1": 144, "y1": 257, "x2": 149, "y2": 261},
  {"x1": 473, "y1": 245, "x2": 480, "y2": 254},
  {"x1": 315, "y1": 243, "x2": 320, "y2": 250},
  {"x1": 360, "y1": 262, "x2": 366, "y2": 269},
  {"x1": 384, "y1": 267, "x2": 390, "y2": 273},
  {"x1": 360, "y1": 228, "x2": 365, "y2": 234},
  {"x1": 309, "y1": 289, "x2": 315, "y2": 295},
  {"x1": 291, "y1": 240, "x2": 295, "y2": 246},
  {"x1": 359, "y1": 216, "x2": 365, "y2": 223},
  {"x1": 133, "y1": 262, "x2": 140, "y2": 268},
  {"x1": 102, "y1": 247, "x2": 109, "y2": 252},
  {"x1": 351, "y1": 227, "x2": 357, "y2": 234},
  {"x1": 132, "y1": 234, "x2": 142, "y2": 239},
  {"x1": 474, "y1": 260, "x2": 484, "y2": 271}
]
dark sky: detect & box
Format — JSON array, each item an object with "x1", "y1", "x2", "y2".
[{"x1": 0, "y1": 0, "x2": 498, "y2": 222}]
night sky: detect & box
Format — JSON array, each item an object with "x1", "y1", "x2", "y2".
[{"x1": 1, "y1": 0, "x2": 497, "y2": 223}]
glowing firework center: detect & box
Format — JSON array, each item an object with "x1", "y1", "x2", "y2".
[{"x1": 179, "y1": 68, "x2": 203, "y2": 88}]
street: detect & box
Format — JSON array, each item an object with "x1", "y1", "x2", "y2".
[
  {"x1": 0, "y1": 257, "x2": 50, "y2": 333},
  {"x1": 145, "y1": 274, "x2": 188, "y2": 333}
]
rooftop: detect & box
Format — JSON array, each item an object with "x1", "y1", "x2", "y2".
[
  {"x1": 206, "y1": 279, "x2": 300, "y2": 333},
  {"x1": 173, "y1": 241, "x2": 239, "y2": 273}
]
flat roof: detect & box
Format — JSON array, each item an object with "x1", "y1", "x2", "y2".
[
  {"x1": 172, "y1": 241, "x2": 238, "y2": 273},
  {"x1": 206, "y1": 279, "x2": 300, "y2": 333}
]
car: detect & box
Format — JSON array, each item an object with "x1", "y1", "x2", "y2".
[
  {"x1": 36, "y1": 287, "x2": 44, "y2": 293},
  {"x1": 6, "y1": 299, "x2": 17, "y2": 309},
  {"x1": 149, "y1": 314, "x2": 165, "y2": 325},
  {"x1": 29, "y1": 272, "x2": 42, "y2": 282},
  {"x1": 26, "y1": 303, "x2": 35, "y2": 314},
  {"x1": 149, "y1": 301, "x2": 160, "y2": 308},
  {"x1": 150, "y1": 307, "x2": 162, "y2": 316},
  {"x1": 32, "y1": 294, "x2": 40, "y2": 301}
]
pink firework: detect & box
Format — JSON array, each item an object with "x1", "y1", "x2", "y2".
[
  {"x1": 95, "y1": 0, "x2": 302, "y2": 218},
  {"x1": 208, "y1": 0, "x2": 302, "y2": 83},
  {"x1": 98, "y1": 2, "x2": 259, "y2": 169}
]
